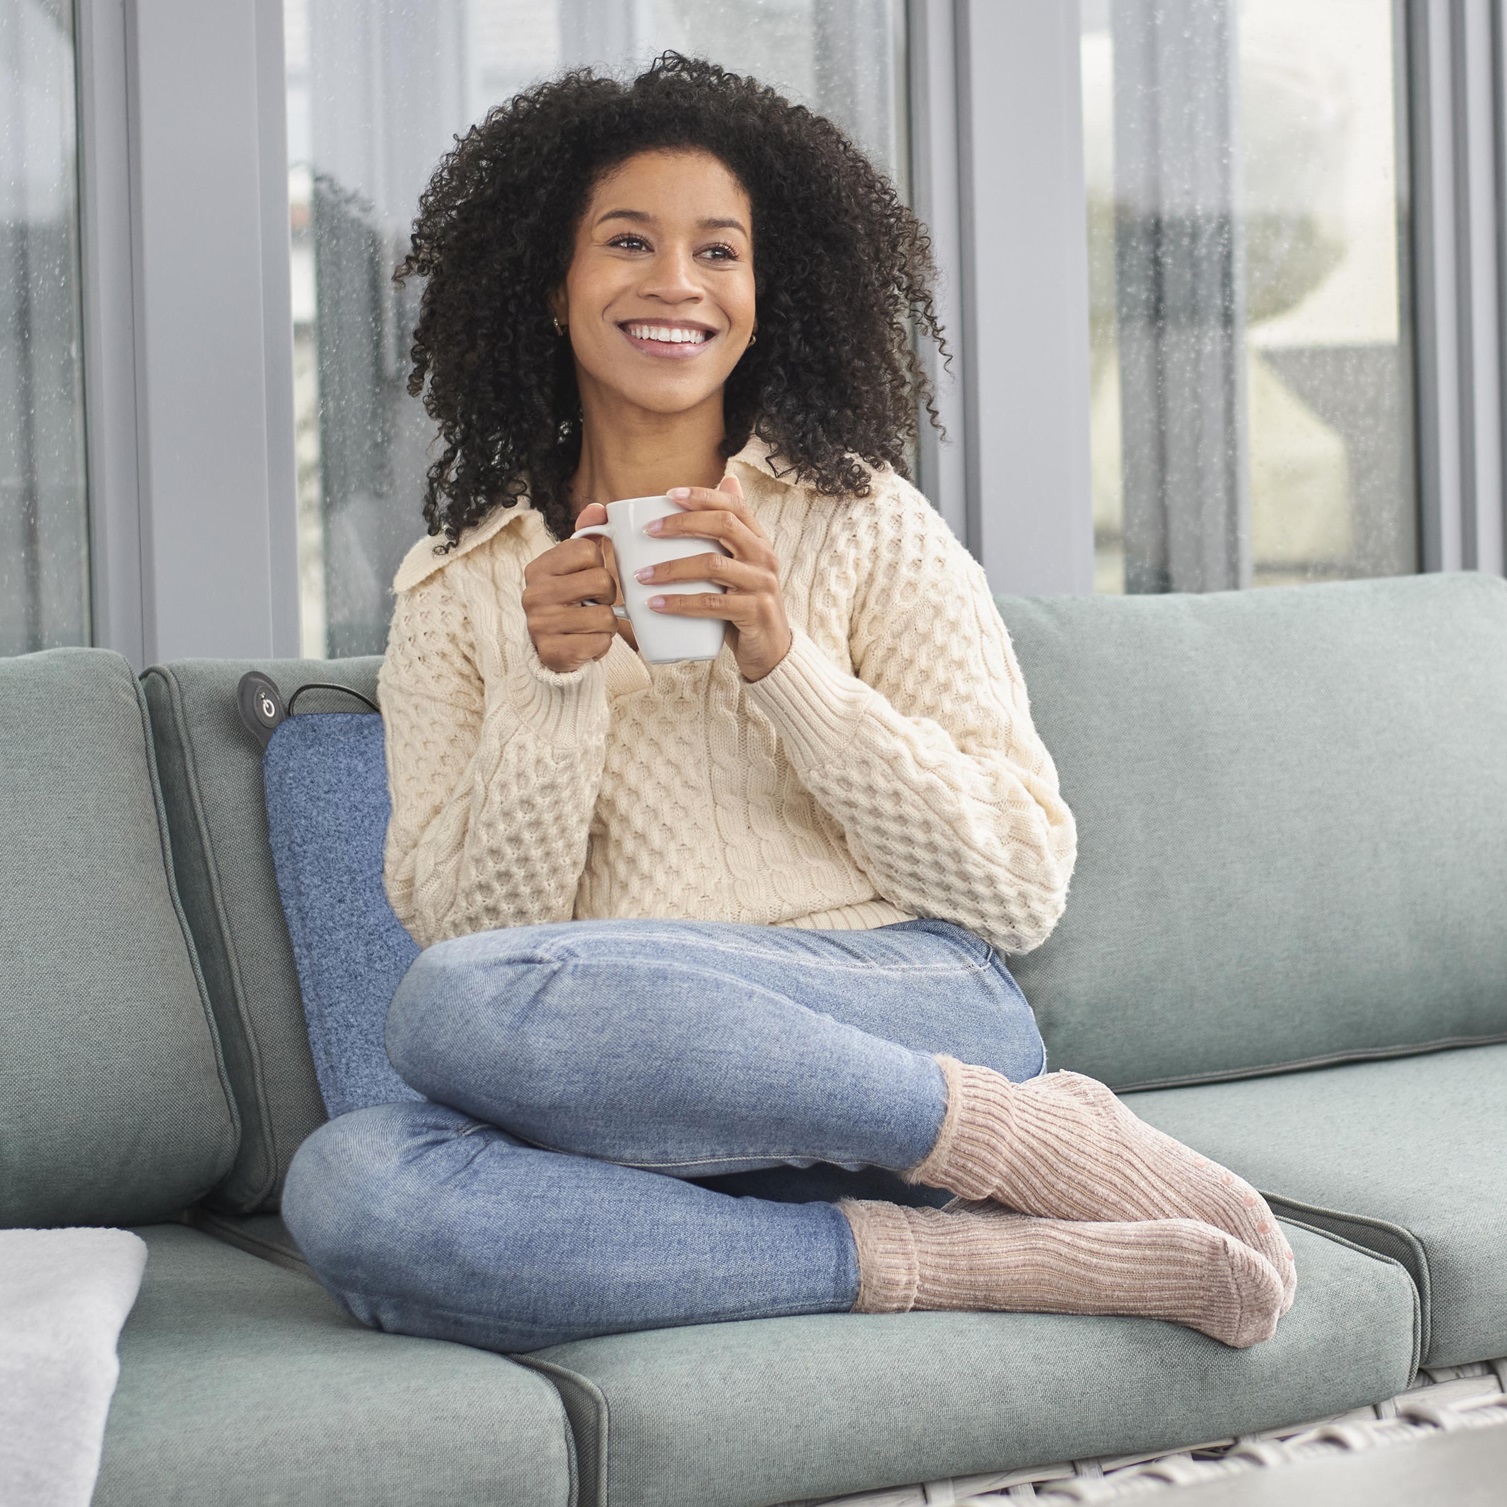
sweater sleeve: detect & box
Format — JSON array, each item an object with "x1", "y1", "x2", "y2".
[
  {"x1": 741, "y1": 479, "x2": 1077, "y2": 955},
  {"x1": 378, "y1": 566, "x2": 611, "y2": 948}
]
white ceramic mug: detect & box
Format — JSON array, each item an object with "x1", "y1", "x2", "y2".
[{"x1": 572, "y1": 495, "x2": 732, "y2": 664}]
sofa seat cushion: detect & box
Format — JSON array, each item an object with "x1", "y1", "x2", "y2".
[
  {"x1": 1126, "y1": 1044, "x2": 1507, "y2": 1369},
  {"x1": 92, "y1": 1225, "x2": 575, "y2": 1507},
  {"x1": 519, "y1": 1223, "x2": 1416, "y2": 1507}
]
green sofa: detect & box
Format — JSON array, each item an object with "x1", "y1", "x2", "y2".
[{"x1": 4, "y1": 570, "x2": 1504, "y2": 1507}]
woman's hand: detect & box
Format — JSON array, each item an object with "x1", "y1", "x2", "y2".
[
  {"x1": 521, "y1": 502, "x2": 621, "y2": 673},
  {"x1": 636, "y1": 474, "x2": 794, "y2": 682}
]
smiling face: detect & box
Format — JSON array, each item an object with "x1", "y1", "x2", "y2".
[{"x1": 552, "y1": 148, "x2": 756, "y2": 424}]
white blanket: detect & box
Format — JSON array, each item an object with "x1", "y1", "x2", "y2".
[{"x1": 0, "y1": 1228, "x2": 148, "y2": 1507}]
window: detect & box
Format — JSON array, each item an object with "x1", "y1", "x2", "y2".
[
  {"x1": 1082, "y1": 0, "x2": 1417, "y2": 593},
  {"x1": 286, "y1": 0, "x2": 909, "y2": 657},
  {"x1": 19, "y1": 6, "x2": 1498, "y2": 663},
  {"x1": 1, "y1": 0, "x2": 89, "y2": 656}
]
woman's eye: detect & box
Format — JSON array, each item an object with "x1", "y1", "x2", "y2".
[
  {"x1": 700, "y1": 243, "x2": 738, "y2": 262},
  {"x1": 609, "y1": 235, "x2": 649, "y2": 251}
]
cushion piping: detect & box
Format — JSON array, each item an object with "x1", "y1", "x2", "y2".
[
  {"x1": 182, "y1": 1206, "x2": 314, "y2": 1281},
  {"x1": 516, "y1": 1356, "x2": 606, "y2": 1507},
  {"x1": 1275, "y1": 1215, "x2": 1424, "y2": 1384},
  {"x1": 142, "y1": 664, "x2": 280, "y2": 1209},
  {"x1": 133, "y1": 669, "x2": 242, "y2": 1193},
  {"x1": 1267, "y1": 1196, "x2": 1432, "y2": 1365},
  {"x1": 1107, "y1": 1030, "x2": 1507, "y2": 1096}
]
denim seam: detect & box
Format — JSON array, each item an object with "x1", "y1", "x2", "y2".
[
  {"x1": 498, "y1": 957, "x2": 1005, "y2": 1082},
  {"x1": 353, "y1": 1287, "x2": 846, "y2": 1344},
  {"x1": 530, "y1": 931, "x2": 989, "y2": 974},
  {"x1": 540, "y1": 1284, "x2": 855, "y2": 1331},
  {"x1": 620, "y1": 1152, "x2": 905, "y2": 1172},
  {"x1": 516, "y1": 1128, "x2": 905, "y2": 1175}
]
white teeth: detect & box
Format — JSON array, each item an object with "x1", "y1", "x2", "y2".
[{"x1": 626, "y1": 324, "x2": 710, "y2": 345}]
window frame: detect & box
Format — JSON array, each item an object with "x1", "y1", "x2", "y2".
[
  {"x1": 77, "y1": 0, "x2": 144, "y2": 666},
  {"x1": 70, "y1": 0, "x2": 1505, "y2": 666},
  {"x1": 78, "y1": 0, "x2": 299, "y2": 668},
  {"x1": 1409, "y1": 0, "x2": 1507, "y2": 576}
]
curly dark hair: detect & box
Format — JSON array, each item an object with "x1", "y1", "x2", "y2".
[{"x1": 397, "y1": 51, "x2": 947, "y2": 549}]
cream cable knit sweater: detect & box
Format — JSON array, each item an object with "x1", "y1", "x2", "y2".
[{"x1": 378, "y1": 437, "x2": 1077, "y2": 955}]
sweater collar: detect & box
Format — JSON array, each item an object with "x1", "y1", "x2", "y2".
[
  {"x1": 392, "y1": 496, "x2": 539, "y2": 594},
  {"x1": 391, "y1": 433, "x2": 798, "y2": 594},
  {"x1": 728, "y1": 432, "x2": 801, "y2": 490}
]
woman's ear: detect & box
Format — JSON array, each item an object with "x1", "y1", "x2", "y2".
[{"x1": 548, "y1": 288, "x2": 568, "y2": 331}]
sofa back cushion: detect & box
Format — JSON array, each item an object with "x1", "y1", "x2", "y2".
[
  {"x1": 0, "y1": 649, "x2": 238, "y2": 1225},
  {"x1": 142, "y1": 660, "x2": 381, "y2": 1213},
  {"x1": 998, "y1": 572, "x2": 1507, "y2": 1090}
]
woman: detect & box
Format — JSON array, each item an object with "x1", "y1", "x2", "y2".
[{"x1": 282, "y1": 54, "x2": 1293, "y2": 1354}]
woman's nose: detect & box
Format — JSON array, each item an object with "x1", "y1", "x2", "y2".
[{"x1": 640, "y1": 247, "x2": 702, "y2": 302}]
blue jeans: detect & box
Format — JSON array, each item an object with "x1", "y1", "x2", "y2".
[{"x1": 282, "y1": 916, "x2": 1045, "y2": 1353}]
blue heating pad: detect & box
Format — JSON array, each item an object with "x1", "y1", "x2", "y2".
[{"x1": 262, "y1": 712, "x2": 421, "y2": 1116}]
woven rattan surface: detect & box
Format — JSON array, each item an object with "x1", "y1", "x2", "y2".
[{"x1": 802, "y1": 1356, "x2": 1507, "y2": 1505}]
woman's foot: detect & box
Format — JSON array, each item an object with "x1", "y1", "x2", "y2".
[
  {"x1": 840, "y1": 1199, "x2": 1285, "y2": 1349},
  {"x1": 904, "y1": 1057, "x2": 1296, "y2": 1314}
]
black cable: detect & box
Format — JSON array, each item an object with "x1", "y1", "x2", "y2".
[{"x1": 286, "y1": 682, "x2": 380, "y2": 716}]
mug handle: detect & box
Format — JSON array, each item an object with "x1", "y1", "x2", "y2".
[{"x1": 568, "y1": 523, "x2": 629, "y2": 617}]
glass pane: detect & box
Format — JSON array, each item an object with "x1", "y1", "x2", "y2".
[
  {"x1": 287, "y1": 0, "x2": 909, "y2": 657},
  {"x1": 0, "y1": 0, "x2": 90, "y2": 655},
  {"x1": 1083, "y1": 0, "x2": 1417, "y2": 594}
]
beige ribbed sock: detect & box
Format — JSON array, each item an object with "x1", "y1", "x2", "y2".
[
  {"x1": 839, "y1": 1198, "x2": 1284, "y2": 1349},
  {"x1": 905, "y1": 1057, "x2": 1296, "y2": 1314}
]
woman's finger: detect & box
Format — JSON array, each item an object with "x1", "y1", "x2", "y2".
[
  {"x1": 667, "y1": 474, "x2": 743, "y2": 503},
  {"x1": 666, "y1": 474, "x2": 754, "y2": 524},
  {"x1": 649, "y1": 507, "x2": 774, "y2": 571},
  {"x1": 648, "y1": 589, "x2": 757, "y2": 620},
  {"x1": 633, "y1": 551, "x2": 762, "y2": 590}
]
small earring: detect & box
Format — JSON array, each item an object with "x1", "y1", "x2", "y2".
[
  {"x1": 552, "y1": 316, "x2": 566, "y2": 336},
  {"x1": 749, "y1": 331, "x2": 758, "y2": 345}
]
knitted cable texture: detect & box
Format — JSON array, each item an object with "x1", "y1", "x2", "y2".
[{"x1": 378, "y1": 438, "x2": 1077, "y2": 953}]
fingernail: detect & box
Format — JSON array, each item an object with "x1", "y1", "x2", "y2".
[
  {"x1": 634, "y1": 566, "x2": 654, "y2": 582},
  {"x1": 645, "y1": 519, "x2": 664, "y2": 534},
  {"x1": 667, "y1": 487, "x2": 690, "y2": 500},
  {"x1": 648, "y1": 596, "x2": 666, "y2": 609}
]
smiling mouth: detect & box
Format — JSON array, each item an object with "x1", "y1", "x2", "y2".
[{"x1": 619, "y1": 321, "x2": 716, "y2": 353}]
